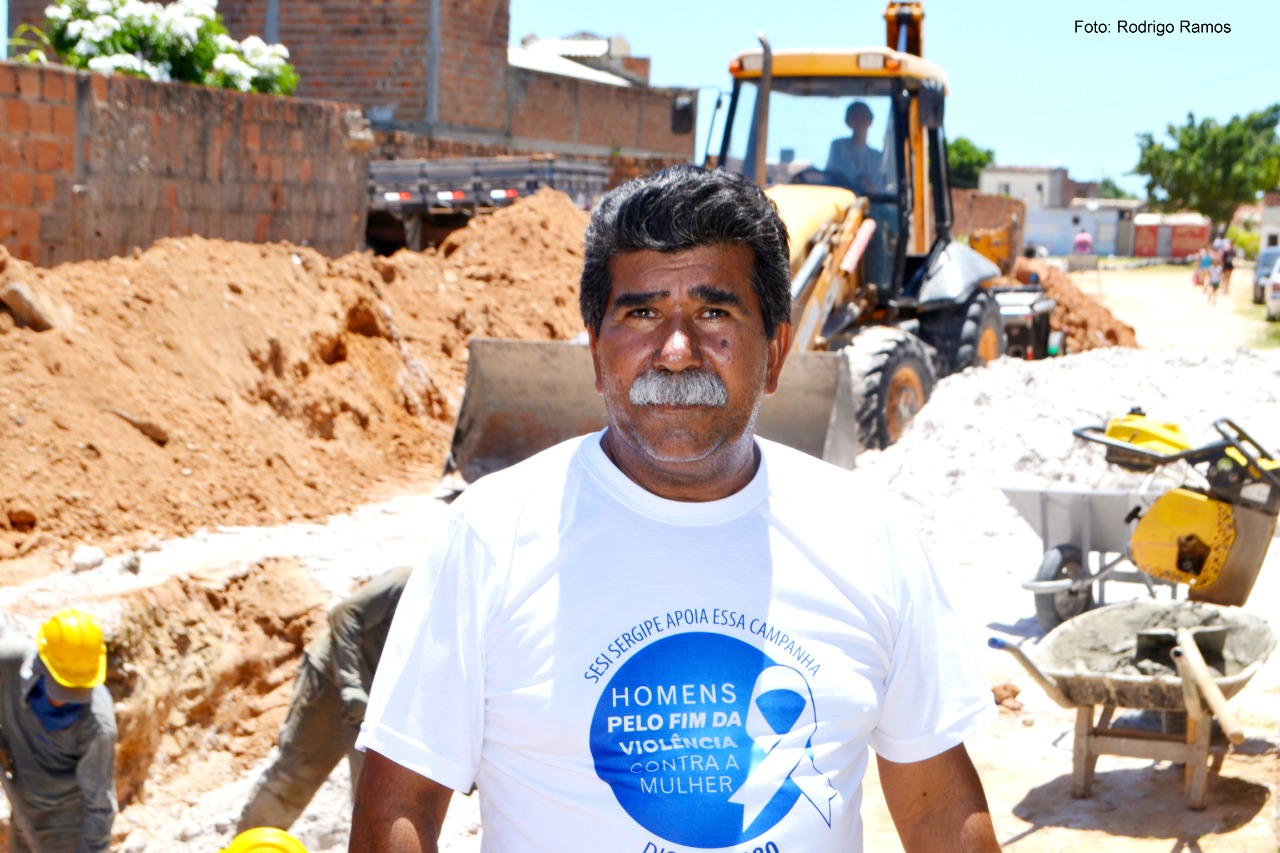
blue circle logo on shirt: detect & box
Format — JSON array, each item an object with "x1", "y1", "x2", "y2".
[{"x1": 589, "y1": 631, "x2": 835, "y2": 847}]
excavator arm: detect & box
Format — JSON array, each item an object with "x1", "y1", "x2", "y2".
[{"x1": 885, "y1": 1, "x2": 925, "y2": 57}]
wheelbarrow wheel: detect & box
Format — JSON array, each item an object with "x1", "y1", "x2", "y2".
[{"x1": 1034, "y1": 544, "x2": 1094, "y2": 632}]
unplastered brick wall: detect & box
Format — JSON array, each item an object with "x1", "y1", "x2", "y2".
[
  {"x1": 951, "y1": 190, "x2": 1026, "y2": 238},
  {"x1": 0, "y1": 60, "x2": 367, "y2": 266},
  {"x1": 219, "y1": 0, "x2": 433, "y2": 125},
  {"x1": 219, "y1": 0, "x2": 508, "y2": 130},
  {"x1": 506, "y1": 68, "x2": 693, "y2": 161}
]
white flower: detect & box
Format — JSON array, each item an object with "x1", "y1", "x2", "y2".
[
  {"x1": 89, "y1": 52, "x2": 167, "y2": 81},
  {"x1": 240, "y1": 35, "x2": 288, "y2": 72},
  {"x1": 116, "y1": 1, "x2": 161, "y2": 26},
  {"x1": 90, "y1": 13, "x2": 121, "y2": 36},
  {"x1": 212, "y1": 52, "x2": 257, "y2": 90},
  {"x1": 157, "y1": 4, "x2": 203, "y2": 46},
  {"x1": 88, "y1": 52, "x2": 142, "y2": 73},
  {"x1": 176, "y1": 0, "x2": 217, "y2": 20},
  {"x1": 67, "y1": 13, "x2": 121, "y2": 44},
  {"x1": 86, "y1": 0, "x2": 115, "y2": 14},
  {"x1": 44, "y1": 4, "x2": 73, "y2": 22},
  {"x1": 214, "y1": 33, "x2": 238, "y2": 52}
]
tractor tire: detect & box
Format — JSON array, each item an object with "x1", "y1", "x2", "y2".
[
  {"x1": 919, "y1": 288, "x2": 1005, "y2": 377},
  {"x1": 839, "y1": 327, "x2": 937, "y2": 450},
  {"x1": 1033, "y1": 544, "x2": 1093, "y2": 633}
]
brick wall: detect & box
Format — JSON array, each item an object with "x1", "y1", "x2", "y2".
[
  {"x1": 506, "y1": 68, "x2": 691, "y2": 159},
  {"x1": 951, "y1": 189, "x2": 1025, "y2": 238},
  {"x1": 7, "y1": 1, "x2": 694, "y2": 162},
  {"x1": 220, "y1": 0, "x2": 434, "y2": 125},
  {"x1": 0, "y1": 61, "x2": 367, "y2": 266}
]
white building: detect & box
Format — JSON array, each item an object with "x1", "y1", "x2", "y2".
[{"x1": 978, "y1": 166, "x2": 1070, "y2": 210}]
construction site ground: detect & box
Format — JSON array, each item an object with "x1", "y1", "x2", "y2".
[{"x1": 2, "y1": 196, "x2": 1279, "y2": 851}]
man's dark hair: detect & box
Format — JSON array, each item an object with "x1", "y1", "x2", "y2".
[
  {"x1": 580, "y1": 165, "x2": 791, "y2": 340},
  {"x1": 845, "y1": 101, "x2": 873, "y2": 126}
]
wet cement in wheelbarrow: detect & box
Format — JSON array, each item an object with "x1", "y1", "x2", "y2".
[{"x1": 1033, "y1": 601, "x2": 1278, "y2": 712}]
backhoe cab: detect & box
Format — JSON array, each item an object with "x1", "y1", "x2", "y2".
[{"x1": 710, "y1": 3, "x2": 1010, "y2": 446}]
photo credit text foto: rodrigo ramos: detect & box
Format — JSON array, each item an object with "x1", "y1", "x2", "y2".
[{"x1": 1073, "y1": 20, "x2": 1231, "y2": 35}]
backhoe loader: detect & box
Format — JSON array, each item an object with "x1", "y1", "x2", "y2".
[{"x1": 444, "y1": 2, "x2": 1015, "y2": 482}]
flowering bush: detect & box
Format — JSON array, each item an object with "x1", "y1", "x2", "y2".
[{"x1": 15, "y1": 0, "x2": 297, "y2": 95}]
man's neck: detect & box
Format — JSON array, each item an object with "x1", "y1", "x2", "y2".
[{"x1": 598, "y1": 429, "x2": 760, "y2": 502}]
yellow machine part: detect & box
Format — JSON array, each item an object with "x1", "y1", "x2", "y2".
[
  {"x1": 1131, "y1": 488, "x2": 1234, "y2": 590},
  {"x1": 765, "y1": 184, "x2": 856, "y2": 271},
  {"x1": 1105, "y1": 413, "x2": 1193, "y2": 456},
  {"x1": 728, "y1": 48, "x2": 949, "y2": 88}
]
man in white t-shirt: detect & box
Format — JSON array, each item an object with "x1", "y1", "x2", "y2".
[{"x1": 351, "y1": 165, "x2": 1001, "y2": 852}]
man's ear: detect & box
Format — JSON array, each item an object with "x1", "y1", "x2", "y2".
[
  {"x1": 587, "y1": 326, "x2": 604, "y2": 394},
  {"x1": 764, "y1": 321, "x2": 792, "y2": 395}
]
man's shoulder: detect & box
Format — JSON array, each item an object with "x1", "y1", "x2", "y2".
[
  {"x1": 758, "y1": 438, "x2": 908, "y2": 527},
  {"x1": 452, "y1": 434, "x2": 593, "y2": 517},
  {"x1": 759, "y1": 438, "x2": 861, "y2": 496}
]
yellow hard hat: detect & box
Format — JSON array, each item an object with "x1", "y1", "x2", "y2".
[
  {"x1": 221, "y1": 827, "x2": 309, "y2": 853},
  {"x1": 36, "y1": 609, "x2": 107, "y2": 697}
]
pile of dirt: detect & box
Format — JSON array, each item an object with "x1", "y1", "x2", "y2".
[
  {"x1": 0, "y1": 190, "x2": 590, "y2": 571},
  {"x1": 1011, "y1": 257, "x2": 1139, "y2": 353}
]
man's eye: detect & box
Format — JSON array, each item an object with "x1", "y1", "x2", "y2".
[{"x1": 627, "y1": 307, "x2": 658, "y2": 319}]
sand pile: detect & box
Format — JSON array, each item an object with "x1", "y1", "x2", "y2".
[{"x1": 0, "y1": 191, "x2": 590, "y2": 575}]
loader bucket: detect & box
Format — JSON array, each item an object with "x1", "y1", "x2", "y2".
[{"x1": 443, "y1": 338, "x2": 859, "y2": 484}]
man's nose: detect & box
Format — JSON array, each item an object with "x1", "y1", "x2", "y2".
[{"x1": 653, "y1": 316, "x2": 702, "y2": 371}]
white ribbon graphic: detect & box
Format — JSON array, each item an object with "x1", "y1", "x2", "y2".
[{"x1": 728, "y1": 665, "x2": 838, "y2": 831}]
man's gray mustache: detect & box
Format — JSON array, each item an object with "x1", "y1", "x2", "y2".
[{"x1": 629, "y1": 369, "x2": 728, "y2": 407}]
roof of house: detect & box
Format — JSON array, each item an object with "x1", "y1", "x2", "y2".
[
  {"x1": 524, "y1": 37, "x2": 611, "y2": 58},
  {"x1": 507, "y1": 46, "x2": 632, "y2": 87}
]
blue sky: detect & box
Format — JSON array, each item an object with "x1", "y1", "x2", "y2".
[{"x1": 511, "y1": 0, "x2": 1278, "y2": 196}]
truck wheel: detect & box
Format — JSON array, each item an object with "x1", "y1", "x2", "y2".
[
  {"x1": 919, "y1": 289, "x2": 1005, "y2": 376},
  {"x1": 1033, "y1": 544, "x2": 1093, "y2": 633},
  {"x1": 840, "y1": 327, "x2": 937, "y2": 450}
]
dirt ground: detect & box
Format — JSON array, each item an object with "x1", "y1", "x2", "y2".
[{"x1": 1084, "y1": 263, "x2": 1272, "y2": 351}]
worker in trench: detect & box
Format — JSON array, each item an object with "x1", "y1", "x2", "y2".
[
  {"x1": 0, "y1": 609, "x2": 117, "y2": 853},
  {"x1": 237, "y1": 564, "x2": 412, "y2": 832},
  {"x1": 352, "y1": 165, "x2": 1001, "y2": 851}
]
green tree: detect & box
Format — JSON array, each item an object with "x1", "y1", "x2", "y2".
[
  {"x1": 1098, "y1": 177, "x2": 1136, "y2": 200},
  {"x1": 1132, "y1": 105, "x2": 1280, "y2": 230},
  {"x1": 947, "y1": 136, "x2": 994, "y2": 190}
]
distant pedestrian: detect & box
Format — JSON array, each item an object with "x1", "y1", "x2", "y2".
[
  {"x1": 1194, "y1": 246, "x2": 1213, "y2": 287},
  {"x1": 1220, "y1": 240, "x2": 1235, "y2": 295},
  {"x1": 1207, "y1": 260, "x2": 1222, "y2": 305},
  {"x1": 1072, "y1": 228, "x2": 1094, "y2": 254}
]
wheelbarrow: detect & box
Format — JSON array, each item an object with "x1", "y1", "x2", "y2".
[
  {"x1": 991, "y1": 599, "x2": 1276, "y2": 809},
  {"x1": 1002, "y1": 485, "x2": 1173, "y2": 632},
  {"x1": 1004, "y1": 413, "x2": 1280, "y2": 633}
]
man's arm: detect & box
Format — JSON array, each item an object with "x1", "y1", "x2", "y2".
[
  {"x1": 75, "y1": 720, "x2": 118, "y2": 853},
  {"x1": 331, "y1": 566, "x2": 413, "y2": 722},
  {"x1": 350, "y1": 749, "x2": 453, "y2": 853},
  {"x1": 877, "y1": 744, "x2": 1000, "y2": 853}
]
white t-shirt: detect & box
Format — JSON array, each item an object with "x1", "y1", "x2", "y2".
[{"x1": 359, "y1": 432, "x2": 995, "y2": 851}]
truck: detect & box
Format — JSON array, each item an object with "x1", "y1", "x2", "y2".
[
  {"x1": 442, "y1": 1, "x2": 1056, "y2": 482},
  {"x1": 367, "y1": 155, "x2": 610, "y2": 252}
]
